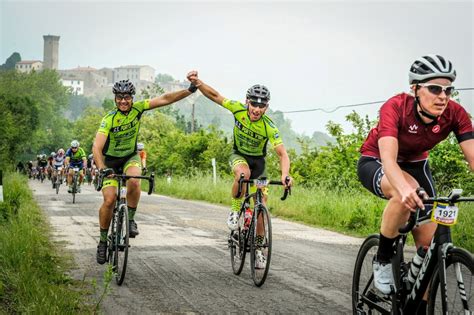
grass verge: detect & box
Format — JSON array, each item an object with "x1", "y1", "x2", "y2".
[
  {"x1": 149, "y1": 174, "x2": 474, "y2": 252},
  {"x1": 0, "y1": 173, "x2": 90, "y2": 313}
]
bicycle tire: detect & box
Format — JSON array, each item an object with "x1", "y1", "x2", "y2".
[
  {"x1": 113, "y1": 203, "x2": 129, "y2": 285},
  {"x1": 72, "y1": 173, "x2": 77, "y2": 204},
  {"x1": 352, "y1": 234, "x2": 395, "y2": 314},
  {"x1": 56, "y1": 178, "x2": 60, "y2": 194},
  {"x1": 230, "y1": 207, "x2": 247, "y2": 275},
  {"x1": 428, "y1": 247, "x2": 474, "y2": 314},
  {"x1": 250, "y1": 205, "x2": 272, "y2": 287}
]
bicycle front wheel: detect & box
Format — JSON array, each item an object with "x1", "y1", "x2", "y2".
[
  {"x1": 113, "y1": 203, "x2": 129, "y2": 285},
  {"x1": 250, "y1": 205, "x2": 272, "y2": 287},
  {"x1": 352, "y1": 234, "x2": 394, "y2": 314},
  {"x1": 72, "y1": 174, "x2": 77, "y2": 203},
  {"x1": 230, "y1": 208, "x2": 247, "y2": 275},
  {"x1": 428, "y1": 247, "x2": 474, "y2": 314}
]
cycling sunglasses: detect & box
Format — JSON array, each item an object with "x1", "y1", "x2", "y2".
[
  {"x1": 115, "y1": 94, "x2": 133, "y2": 101},
  {"x1": 249, "y1": 101, "x2": 268, "y2": 108},
  {"x1": 418, "y1": 83, "x2": 455, "y2": 96}
]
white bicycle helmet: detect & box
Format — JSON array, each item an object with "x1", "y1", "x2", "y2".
[
  {"x1": 71, "y1": 140, "x2": 80, "y2": 148},
  {"x1": 137, "y1": 142, "x2": 145, "y2": 150},
  {"x1": 409, "y1": 54, "x2": 456, "y2": 84}
]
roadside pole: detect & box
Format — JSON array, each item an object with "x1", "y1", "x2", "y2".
[{"x1": 211, "y1": 158, "x2": 217, "y2": 185}]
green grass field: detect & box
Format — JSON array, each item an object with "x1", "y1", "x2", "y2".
[{"x1": 151, "y1": 174, "x2": 474, "y2": 252}]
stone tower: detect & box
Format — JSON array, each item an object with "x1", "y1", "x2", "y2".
[{"x1": 43, "y1": 35, "x2": 60, "y2": 70}]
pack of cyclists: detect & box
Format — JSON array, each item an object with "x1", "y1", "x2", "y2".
[{"x1": 20, "y1": 54, "x2": 472, "y2": 312}]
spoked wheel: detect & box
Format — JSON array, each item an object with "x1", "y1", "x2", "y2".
[
  {"x1": 55, "y1": 177, "x2": 60, "y2": 194},
  {"x1": 250, "y1": 205, "x2": 272, "y2": 287},
  {"x1": 230, "y1": 209, "x2": 247, "y2": 275},
  {"x1": 113, "y1": 204, "x2": 129, "y2": 285},
  {"x1": 352, "y1": 234, "x2": 394, "y2": 314},
  {"x1": 72, "y1": 175, "x2": 77, "y2": 204},
  {"x1": 428, "y1": 247, "x2": 474, "y2": 314}
]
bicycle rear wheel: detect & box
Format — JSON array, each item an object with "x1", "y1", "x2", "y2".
[
  {"x1": 428, "y1": 247, "x2": 474, "y2": 314},
  {"x1": 352, "y1": 234, "x2": 394, "y2": 314},
  {"x1": 230, "y1": 207, "x2": 247, "y2": 275},
  {"x1": 250, "y1": 205, "x2": 272, "y2": 287},
  {"x1": 113, "y1": 203, "x2": 129, "y2": 285}
]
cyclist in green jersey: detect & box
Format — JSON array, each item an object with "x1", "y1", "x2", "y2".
[
  {"x1": 65, "y1": 140, "x2": 87, "y2": 193},
  {"x1": 187, "y1": 71, "x2": 292, "y2": 267},
  {"x1": 93, "y1": 79, "x2": 198, "y2": 264}
]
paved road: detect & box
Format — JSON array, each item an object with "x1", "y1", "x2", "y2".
[{"x1": 30, "y1": 179, "x2": 364, "y2": 314}]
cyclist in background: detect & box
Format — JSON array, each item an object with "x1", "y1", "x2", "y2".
[
  {"x1": 65, "y1": 140, "x2": 87, "y2": 193},
  {"x1": 357, "y1": 55, "x2": 474, "y2": 312},
  {"x1": 187, "y1": 70, "x2": 293, "y2": 269},
  {"x1": 93, "y1": 79, "x2": 197, "y2": 264},
  {"x1": 137, "y1": 142, "x2": 147, "y2": 174},
  {"x1": 47, "y1": 152, "x2": 55, "y2": 180},
  {"x1": 37, "y1": 154, "x2": 48, "y2": 179},
  {"x1": 52, "y1": 148, "x2": 66, "y2": 183},
  {"x1": 26, "y1": 160, "x2": 34, "y2": 178}
]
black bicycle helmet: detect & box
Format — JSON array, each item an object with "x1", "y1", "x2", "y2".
[
  {"x1": 246, "y1": 84, "x2": 271, "y2": 104},
  {"x1": 112, "y1": 79, "x2": 136, "y2": 95},
  {"x1": 409, "y1": 54, "x2": 456, "y2": 84}
]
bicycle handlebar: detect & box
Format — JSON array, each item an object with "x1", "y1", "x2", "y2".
[
  {"x1": 96, "y1": 172, "x2": 155, "y2": 195},
  {"x1": 398, "y1": 188, "x2": 474, "y2": 234},
  {"x1": 236, "y1": 173, "x2": 291, "y2": 201}
]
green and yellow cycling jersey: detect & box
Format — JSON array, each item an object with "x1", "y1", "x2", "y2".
[
  {"x1": 222, "y1": 99, "x2": 283, "y2": 157},
  {"x1": 97, "y1": 100, "x2": 150, "y2": 158},
  {"x1": 65, "y1": 147, "x2": 86, "y2": 164}
]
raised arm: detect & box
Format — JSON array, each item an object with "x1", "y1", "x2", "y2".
[
  {"x1": 148, "y1": 89, "x2": 194, "y2": 110},
  {"x1": 187, "y1": 70, "x2": 225, "y2": 105}
]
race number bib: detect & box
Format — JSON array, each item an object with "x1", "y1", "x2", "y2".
[
  {"x1": 431, "y1": 202, "x2": 459, "y2": 226},
  {"x1": 255, "y1": 179, "x2": 269, "y2": 188}
]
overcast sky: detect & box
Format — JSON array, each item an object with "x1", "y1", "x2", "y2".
[{"x1": 1, "y1": 1, "x2": 473, "y2": 135}]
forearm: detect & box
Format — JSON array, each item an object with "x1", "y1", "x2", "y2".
[
  {"x1": 92, "y1": 145, "x2": 106, "y2": 169},
  {"x1": 279, "y1": 156, "x2": 290, "y2": 177},
  {"x1": 195, "y1": 79, "x2": 224, "y2": 105},
  {"x1": 150, "y1": 89, "x2": 192, "y2": 108}
]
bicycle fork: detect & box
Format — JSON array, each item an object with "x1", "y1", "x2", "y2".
[{"x1": 437, "y1": 243, "x2": 470, "y2": 314}]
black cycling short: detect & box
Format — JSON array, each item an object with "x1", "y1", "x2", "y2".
[
  {"x1": 229, "y1": 152, "x2": 266, "y2": 179},
  {"x1": 357, "y1": 155, "x2": 436, "y2": 199}
]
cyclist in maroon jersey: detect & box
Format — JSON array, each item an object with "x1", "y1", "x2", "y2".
[{"x1": 357, "y1": 55, "x2": 474, "y2": 307}]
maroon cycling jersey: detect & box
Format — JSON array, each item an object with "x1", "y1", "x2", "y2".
[{"x1": 360, "y1": 93, "x2": 473, "y2": 162}]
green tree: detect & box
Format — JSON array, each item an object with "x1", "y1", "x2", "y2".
[
  {"x1": 0, "y1": 69, "x2": 71, "y2": 163},
  {"x1": 155, "y1": 73, "x2": 175, "y2": 83},
  {"x1": 0, "y1": 52, "x2": 21, "y2": 71},
  {"x1": 0, "y1": 94, "x2": 39, "y2": 168},
  {"x1": 71, "y1": 106, "x2": 105, "y2": 154}
]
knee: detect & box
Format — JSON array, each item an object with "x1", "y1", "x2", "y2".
[
  {"x1": 103, "y1": 197, "x2": 115, "y2": 208},
  {"x1": 127, "y1": 179, "x2": 140, "y2": 191}
]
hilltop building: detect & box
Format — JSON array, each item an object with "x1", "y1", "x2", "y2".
[{"x1": 15, "y1": 60, "x2": 43, "y2": 73}]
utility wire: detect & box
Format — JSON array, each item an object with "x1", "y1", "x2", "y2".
[
  {"x1": 282, "y1": 100, "x2": 385, "y2": 114},
  {"x1": 281, "y1": 87, "x2": 474, "y2": 114}
]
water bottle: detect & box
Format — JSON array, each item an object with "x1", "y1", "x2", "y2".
[
  {"x1": 408, "y1": 246, "x2": 427, "y2": 285},
  {"x1": 244, "y1": 207, "x2": 252, "y2": 229}
]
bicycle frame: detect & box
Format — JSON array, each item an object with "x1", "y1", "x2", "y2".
[{"x1": 394, "y1": 194, "x2": 474, "y2": 313}]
